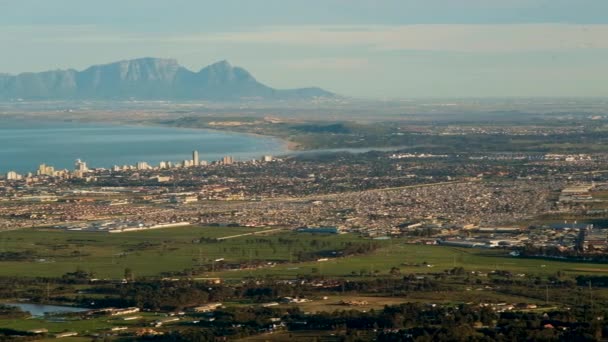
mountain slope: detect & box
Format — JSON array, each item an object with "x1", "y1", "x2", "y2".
[{"x1": 0, "y1": 58, "x2": 334, "y2": 101}]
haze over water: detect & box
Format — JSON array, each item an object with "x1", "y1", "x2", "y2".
[{"x1": 0, "y1": 119, "x2": 287, "y2": 173}]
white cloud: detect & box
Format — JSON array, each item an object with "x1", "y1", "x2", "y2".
[
  {"x1": 200, "y1": 24, "x2": 608, "y2": 52},
  {"x1": 5, "y1": 24, "x2": 608, "y2": 52},
  {"x1": 3, "y1": 23, "x2": 607, "y2": 53},
  {"x1": 279, "y1": 58, "x2": 369, "y2": 70}
]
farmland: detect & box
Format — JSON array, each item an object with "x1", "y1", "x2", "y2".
[
  {"x1": 2, "y1": 225, "x2": 608, "y2": 340},
  {"x1": 0, "y1": 226, "x2": 369, "y2": 279},
  {"x1": 215, "y1": 242, "x2": 608, "y2": 279},
  {"x1": 1, "y1": 226, "x2": 608, "y2": 281}
]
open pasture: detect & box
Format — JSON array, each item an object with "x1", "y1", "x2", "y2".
[
  {"x1": 2, "y1": 226, "x2": 608, "y2": 280},
  {"x1": 0, "y1": 226, "x2": 364, "y2": 278},
  {"x1": 215, "y1": 242, "x2": 608, "y2": 279}
]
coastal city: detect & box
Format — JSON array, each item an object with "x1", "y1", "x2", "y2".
[
  {"x1": 2, "y1": 1, "x2": 608, "y2": 339},
  {"x1": 2, "y1": 148, "x2": 607, "y2": 254},
  {"x1": 2, "y1": 138, "x2": 608, "y2": 339}
]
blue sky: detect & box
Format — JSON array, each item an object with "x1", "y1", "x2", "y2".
[{"x1": 1, "y1": 0, "x2": 607, "y2": 98}]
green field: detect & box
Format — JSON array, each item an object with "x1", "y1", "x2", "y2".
[
  {"x1": 2, "y1": 226, "x2": 608, "y2": 280},
  {"x1": 0, "y1": 311, "x2": 174, "y2": 337},
  {"x1": 0, "y1": 226, "x2": 364, "y2": 278},
  {"x1": 215, "y1": 243, "x2": 608, "y2": 279},
  {"x1": 238, "y1": 330, "x2": 376, "y2": 342},
  {"x1": 3, "y1": 226, "x2": 608, "y2": 339}
]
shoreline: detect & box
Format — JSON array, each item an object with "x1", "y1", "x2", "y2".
[
  {"x1": 0, "y1": 114, "x2": 407, "y2": 158},
  {"x1": 0, "y1": 112, "x2": 301, "y2": 152},
  {"x1": 0, "y1": 117, "x2": 292, "y2": 173},
  {"x1": 122, "y1": 120, "x2": 298, "y2": 153}
]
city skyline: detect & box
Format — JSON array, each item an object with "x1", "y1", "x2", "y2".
[{"x1": 2, "y1": 150, "x2": 271, "y2": 181}]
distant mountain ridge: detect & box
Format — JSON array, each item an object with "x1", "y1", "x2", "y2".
[{"x1": 0, "y1": 58, "x2": 334, "y2": 101}]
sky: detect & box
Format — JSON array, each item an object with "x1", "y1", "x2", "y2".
[{"x1": 1, "y1": 0, "x2": 607, "y2": 98}]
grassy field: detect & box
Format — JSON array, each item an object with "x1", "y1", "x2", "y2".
[
  {"x1": 0, "y1": 226, "x2": 270, "y2": 278},
  {"x1": 2, "y1": 226, "x2": 608, "y2": 280},
  {"x1": 238, "y1": 330, "x2": 375, "y2": 342},
  {"x1": 0, "y1": 312, "x2": 167, "y2": 336},
  {"x1": 214, "y1": 242, "x2": 608, "y2": 279},
  {"x1": 0, "y1": 226, "x2": 365, "y2": 278},
  {"x1": 285, "y1": 289, "x2": 561, "y2": 313}
]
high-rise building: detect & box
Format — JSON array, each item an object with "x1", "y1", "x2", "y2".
[
  {"x1": 37, "y1": 164, "x2": 55, "y2": 176},
  {"x1": 262, "y1": 155, "x2": 274, "y2": 162},
  {"x1": 193, "y1": 150, "x2": 200, "y2": 166},
  {"x1": 137, "y1": 161, "x2": 150, "y2": 170},
  {"x1": 6, "y1": 171, "x2": 21, "y2": 180},
  {"x1": 222, "y1": 156, "x2": 234, "y2": 165},
  {"x1": 75, "y1": 159, "x2": 88, "y2": 172}
]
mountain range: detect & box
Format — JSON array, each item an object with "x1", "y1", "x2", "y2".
[{"x1": 0, "y1": 58, "x2": 334, "y2": 101}]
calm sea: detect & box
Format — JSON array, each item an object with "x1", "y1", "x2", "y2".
[{"x1": 0, "y1": 119, "x2": 287, "y2": 173}]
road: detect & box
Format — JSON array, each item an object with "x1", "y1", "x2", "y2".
[{"x1": 216, "y1": 227, "x2": 285, "y2": 240}]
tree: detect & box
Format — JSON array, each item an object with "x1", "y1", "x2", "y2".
[{"x1": 124, "y1": 267, "x2": 134, "y2": 282}]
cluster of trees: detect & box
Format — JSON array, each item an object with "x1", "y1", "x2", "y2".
[
  {"x1": 0, "y1": 251, "x2": 36, "y2": 261},
  {"x1": 0, "y1": 277, "x2": 54, "y2": 302},
  {"x1": 0, "y1": 305, "x2": 28, "y2": 319},
  {"x1": 1, "y1": 269, "x2": 607, "y2": 341},
  {"x1": 70, "y1": 274, "x2": 450, "y2": 311},
  {"x1": 0, "y1": 328, "x2": 41, "y2": 341},
  {"x1": 338, "y1": 276, "x2": 443, "y2": 294},
  {"x1": 521, "y1": 245, "x2": 608, "y2": 262},
  {"x1": 135, "y1": 303, "x2": 606, "y2": 341},
  {"x1": 577, "y1": 275, "x2": 608, "y2": 287},
  {"x1": 61, "y1": 268, "x2": 95, "y2": 284},
  {"x1": 291, "y1": 304, "x2": 605, "y2": 341},
  {"x1": 78, "y1": 279, "x2": 308, "y2": 310}
]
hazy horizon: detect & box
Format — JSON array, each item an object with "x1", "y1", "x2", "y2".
[{"x1": 1, "y1": 0, "x2": 607, "y2": 98}]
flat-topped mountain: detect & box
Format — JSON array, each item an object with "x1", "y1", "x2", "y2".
[{"x1": 0, "y1": 58, "x2": 334, "y2": 101}]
